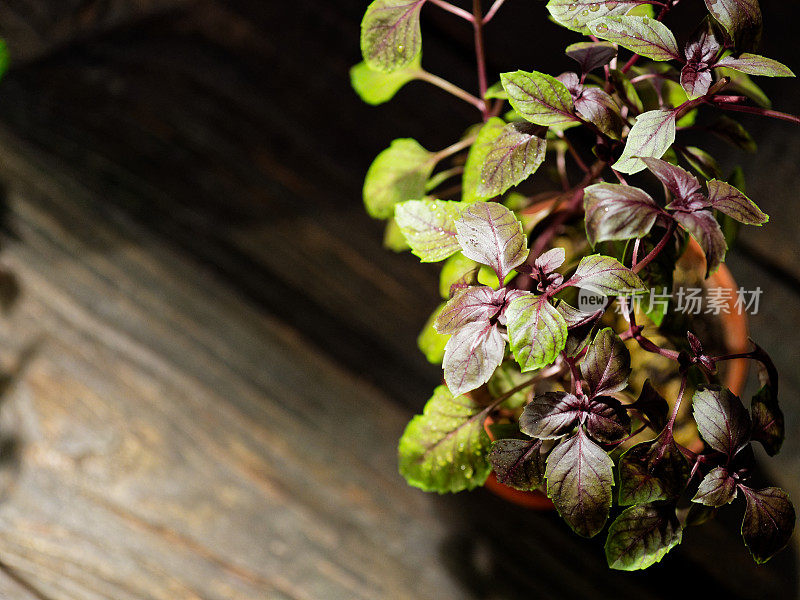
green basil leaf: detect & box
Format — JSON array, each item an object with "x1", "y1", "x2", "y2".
[
  {"x1": 395, "y1": 199, "x2": 463, "y2": 262},
  {"x1": 500, "y1": 70, "x2": 577, "y2": 127},
  {"x1": 399, "y1": 385, "x2": 492, "y2": 492},
  {"x1": 361, "y1": 0, "x2": 425, "y2": 72},
  {"x1": 605, "y1": 503, "x2": 682, "y2": 570},
  {"x1": 613, "y1": 109, "x2": 677, "y2": 174},
  {"x1": 363, "y1": 138, "x2": 435, "y2": 219},
  {"x1": 507, "y1": 295, "x2": 568, "y2": 372}
]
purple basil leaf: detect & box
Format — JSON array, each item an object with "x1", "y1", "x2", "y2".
[
  {"x1": 672, "y1": 210, "x2": 727, "y2": 276},
  {"x1": 559, "y1": 318, "x2": 603, "y2": 358},
  {"x1": 692, "y1": 466, "x2": 738, "y2": 507},
  {"x1": 618, "y1": 435, "x2": 689, "y2": 506},
  {"x1": 477, "y1": 122, "x2": 547, "y2": 199},
  {"x1": 489, "y1": 438, "x2": 546, "y2": 491},
  {"x1": 443, "y1": 320, "x2": 505, "y2": 396},
  {"x1": 545, "y1": 428, "x2": 614, "y2": 538},
  {"x1": 574, "y1": 87, "x2": 624, "y2": 140},
  {"x1": 520, "y1": 391, "x2": 582, "y2": 440},
  {"x1": 687, "y1": 331, "x2": 704, "y2": 356},
  {"x1": 581, "y1": 327, "x2": 631, "y2": 397},
  {"x1": 556, "y1": 300, "x2": 600, "y2": 329},
  {"x1": 703, "y1": 0, "x2": 762, "y2": 52},
  {"x1": 556, "y1": 71, "x2": 581, "y2": 95},
  {"x1": 583, "y1": 183, "x2": 661, "y2": 246},
  {"x1": 740, "y1": 486, "x2": 796, "y2": 564},
  {"x1": 506, "y1": 294, "x2": 568, "y2": 372},
  {"x1": 708, "y1": 115, "x2": 757, "y2": 153},
  {"x1": 584, "y1": 396, "x2": 631, "y2": 443},
  {"x1": 685, "y1": 17, "x2": 723, "y2": 65},
  {"x1": 751, "y1": 339, "x2": 779, "y2": 392},
  {"x1": 565, "y1": 41, "x2": 618, "y2": 73},
  {"x1": 681, "y1": 19, "x2": 722, "y2": 98},
  {"x1": 559, "y1": 303, "x2": 603, "y2": 358},
  {"x1": 534, "y1": 247, "x2": 566, "y2": 274},
  {"x1": 455, "y1": 201, "x2": 529, "y2": 281},
  {"x1": 569, "y1": 254, "x2": 645, "y2": 296},
  {"x1": 641, "y1": 157, "x2": 702, "y2": 202},
  {"x1": 706, "y1": 179, "x2": 769, "y2": 225},
  {"x1": 692, "y1": 385, "x2": 751, "y2": 457},
  {"x1": 716, "y1": 53, "x2": 795, "y2": 78},
  {"x1": 680, "y1": 64, "x2": 713, "y2": 100},
  {"x1": 588, "y1": 16, "x2": 680, "y2": 62},
  {"x1": 434, "y1": 285, "x2": 502, "y2": 334},
  {"x1": 750, "y1": 384, "x2": 784, "y2": 456},
  {"x1": 628, "y1": 379, "x2": 669, "y2": 432},
  {"x1": 605, "y1": 503, "x2": 683, "y2": 571},
  {"x1": 497, "y1": 288, "x2": 528, "y2": 326},
  {"x1": 665, "y1": 193, "x2": 711, "y2": 213}
]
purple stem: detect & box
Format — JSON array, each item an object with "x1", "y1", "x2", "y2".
[{"x1": 472, "y1": 0, "x2": 490, "y2": 120}]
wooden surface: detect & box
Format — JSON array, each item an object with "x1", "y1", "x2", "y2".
[{"x1": 0, "y1": 1, "x2": 793, "y2": 598}]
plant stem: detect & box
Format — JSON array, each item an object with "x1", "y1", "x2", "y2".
[
  {"x1": 529, "y1": 160, "x2": 605, "y2": 263},
  {"x1": 556, "y1": 131, "x2": 590, "y2": 174},
  {"x1": 483, "y1": 363, "x2": 564, "y2": 413},
  {"x1": 611, "y1": 169, "x2": 628, "y2": 185},
  {"x1": 433, "y1": 134, "x2": 478, "y2": 161},
  {"x1": 673, "y1": 78, "x2": 731, "y2": 120},
  {"x1": 665, "y1": 373, "x2": 688, "y2": 433},
  {"x1": 609, "y1": 423, "x2": 650, "y2": 448},
  {"x1": 556, "y1": 147, "x2": 570, "y2": 191},
  {"x1": 472, "y1": 0, "x2": 490, "y2": 120},
  {"x1": 635, "y1": 332, "x2": 681, "y2": 361},
  {"x1": 417, "y1": 70, "x2": 487, "y2": 113},
  {"x1": 711, "y1": 95, "x2": 749, "y2": 104},
  {"x1": 427, "y1": 166, "x2": 465, "y2": 191},
  {"x1": 483, "y1": 0, "x2": 506, "y2": 23},
  {"x1": 714, "y1": 102, "x2": 800, "y2": 125},
  {"x1": 429, "y1": 0, "x2": 475, "y2": 21},
  {"x1": 629, "y1": 72, "x2": 665, "y2": 85},
  {"x1": 567, "y1": 358, "x2": 583, "y2": 396},
  {"x1": 633, "y1": 221, "x2": 677, "y2": 274},
  {"x1": 621, "y1": 53, "x2": 641, "y2": 74}
]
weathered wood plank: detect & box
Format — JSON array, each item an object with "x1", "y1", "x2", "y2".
[
  {"x1": 0, "y1": 128, "x2": 468, "y2": 600},
  {"x1": 0, "y1": 0, "x2": 460, "y2": 406}
]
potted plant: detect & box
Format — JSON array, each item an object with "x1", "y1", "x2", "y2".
[{"x1": 352, "y1": 0, "x2": 795, "y2": 570}]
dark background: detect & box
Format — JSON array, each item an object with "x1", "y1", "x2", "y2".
[{"x1": 0, "y1": 1, "x2": 794, "y2": 598}]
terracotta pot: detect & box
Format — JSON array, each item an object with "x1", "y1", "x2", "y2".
[{"x1": 482, "y1": 238, "x2": 749, "y2": 510}]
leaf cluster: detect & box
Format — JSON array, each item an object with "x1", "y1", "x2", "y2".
[{"x1": 353, "y1": 0, "x2": 795, "y2": 570}]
